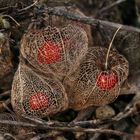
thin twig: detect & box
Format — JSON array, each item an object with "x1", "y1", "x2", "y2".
[
  {"x1": 0, "y1": 6, "x2": 16, "y2": 11},
  {"x1": 8, "y1": 6, "x2": 140, "y2": 33},
  {"x1": 0, "y1": 120, "x2": 132, "y2": 137},
  {"x1": 42, "y1": 7, "x2": 140, "y2": 33},
  {"x1": 113, "y1": 106, "x2": 135, "y2": 121},
  {"x1": 112, "y1": 95, "x2": 140, "y2": 121},
  {"x1": 2, "y1": 15, "x2": 20, "y2": 26},
  {"x1": 3, "y1": 133, "x2": 16, "y2": 140},
  {"x1": 22, "y1": 114, "x2": 67, "y2": 127},
  {"x1": 0, "y1": 90, "x2": 11, "y2": 100},
  {"x1": 0, "y1": 98, "x2": 11, "y2": 111},
  {"x1": 21, "y1": 115, "x2": 106, "y2": 127},
  {"x1": 105, "y1": 25, "x2": 122, "y2": 69},
  {"x1": 18, "y1": 0, "x2": 38, "y2": 12},
  {"x1": 98, "y1": 0, "x2": 126, "y2": 14}
]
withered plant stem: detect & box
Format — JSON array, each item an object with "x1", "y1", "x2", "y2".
[
  {"x1": 2, "y1": 14, "x2": 20, "y2": 26},
  {"x1": 105, "y1": 25, "x2": 122, "y2": 70}
]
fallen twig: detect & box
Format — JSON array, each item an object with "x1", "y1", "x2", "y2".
[
  {"x1": 0, "y1": 98, "x2": 11, "y2": 111},
  {"x1": 43, "y1": 7, "x2": 140, "y2": 32},
  {"x1": 0, "y1": 90, "x2": 11, "y2": 100},
  {"x1": 2, "y1": 14, "x2": 20, "y2": 26},
  {"x1": 8, "y1": 5, "x2": 140, "y2": 34},
  {"x1": 0, "y1": 119, "x2": 132, "y2": 137},
  {"x1": 18, "y1": 0, "x2": 38, "y2": 12},
  {"x1": 98, "y1": 0, "x2": 126, "y2": 14}
]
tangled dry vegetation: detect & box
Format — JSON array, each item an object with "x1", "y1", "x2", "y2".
[{"x1": 0, "y1": 0, "x2": 140, "y2": 140}]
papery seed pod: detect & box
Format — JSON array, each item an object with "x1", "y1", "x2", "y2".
[
  {"x1": 20, "y1": 24, "x2": 88, "y2": 80},
  {"x1": 44, "y1": 6, "x2": 93, "y2": 45},
  {"x1": 95, "y1": 105, "x2": 115, "y2": 120},
  {"x1": 64, "y1": 47, "x2": 129, "y2": 110},
  {"x1": 11, "y1": 63, "x2": 68, "y2": 118}
]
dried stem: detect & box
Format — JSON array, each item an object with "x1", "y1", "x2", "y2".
[
  {"x1": 98, "y1": 0, "x2": 126, "y2": 14},
  {"x1": 0, "y1": 119, "x2": 132, "y2": 137},
  {"x1": 43, "y1": 7, "x2": 140, "y2": 33},
  {"x1": 0, "y1": 90, "x2": 11, "y2": 100},
  {"x1": 2, "y1": 15, "x2": 20, "y2": 26},
  {"x1": 0, "y1": 98, "x2": 11, "y2": 111},
  {"x1": 105, "y1": 25, "x2": 122, "y2": 70},
  {"x1": 8, "y1": 6, "x2": 140, "y2": 33},
  {"x1": 18, "y1": 0, "x2": 38, "y2": 12}
]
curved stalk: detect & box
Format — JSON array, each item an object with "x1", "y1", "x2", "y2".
[
  {"x1": 105, "y1": 25, "x2": 122, "y2": 70},
  {"x1": 2, "y1": 15, "x2": 20, "y2": 26}
]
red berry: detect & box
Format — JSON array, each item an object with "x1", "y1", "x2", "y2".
[
  {"x1": 29, "y1": 92, "x2": 48, "y2": 110},
  {"x1": 37, "y1": 41, "x2": 60, "y2": 64},
  {"x1": 96, "y1": 71, "x2": 118, "y2": 90}
]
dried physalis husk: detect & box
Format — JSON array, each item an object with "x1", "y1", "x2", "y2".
[
  {"x1": 64, "y1": 47, "x2": 129, "y2": 110},
  {"x1": 44, "y1": 6, "x2": 93, "y2": 45},
  {"x1": 11, "y1": 63, "x2": 68, "y2": 118},
  {"x1": 20, "y1": 24, "x2": 88, "y2": 80}
]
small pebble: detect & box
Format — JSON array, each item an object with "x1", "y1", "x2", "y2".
[
  {"x1": 95, "y1": 105, "x2": 115, "y2": 120},
  {"x1": 55, "y1": 136, "x2": 68, "y2": 140}
]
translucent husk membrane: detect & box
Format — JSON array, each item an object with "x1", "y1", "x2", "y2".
[
  {"x1": 11, "y1": 63, "x2": 68, "y2": 118},
  {"x1": 64, "y1": 47, "x2": 129, "y2": 110},
  {"x1": 12, "y1": 21, "x2": 129, "y2": 114},
  {"x1": 20, "y1": 24, "x2": 88, "y2": 81},
  {"x1": 44, "y1": 7, "x2": 93, "y2": 45}
]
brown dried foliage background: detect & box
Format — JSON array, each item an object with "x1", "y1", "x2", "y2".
[{"x1": 0, "y1": 0, "x2": 140, "y2": 140}]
